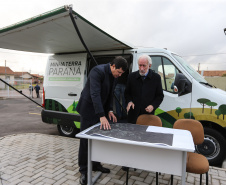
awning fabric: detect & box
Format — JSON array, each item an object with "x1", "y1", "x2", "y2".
[{"x1": 0, "y1": 5, "x2": 132, "y2": 54}]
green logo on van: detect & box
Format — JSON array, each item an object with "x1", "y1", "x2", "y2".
[
  {"x1": 49, "y1": 77, "x2": 81, "y2": 81},
  {"x1": 67, "y1": 101, "x2": 80, "y2": 129}
]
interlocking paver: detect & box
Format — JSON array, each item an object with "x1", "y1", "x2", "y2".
[
  {"x1": 42, "y1": 177, "x2": 56, "y2": 184},
  {"x1": 144, "y1": 175, "x2": 154, "y2": 184},
  {"x1": 0, "y1": 133, "x2": 226, "y2": 185},
  {"x1": 18, "y1": 181, "x2": 31, "y2": 185},
  {"x1": 64, "y1": 174, "x2": 78, "y2": 181},
  {"x1": 212, "y1": 178, "x2": 220, "y2": 185},
  {"x1": 9, "y1": 173, "x2": 24, "y2": 182},
  {"x1": 139, "y1": 171, "x2": 148, "y2": 178},
  {"x1": 133, "y1": 180, "x2": 149, "y2": 185},
  {"x1": 9, "y1": 179, "x2": 23, "y2": 185},
  {"x1": 53, "y1": 177, "x2": 68, "y2": 185},
  {"x1": 218, "y1": 169, "x2": 226, "y2": 177},
  {"x1": 187, "y1": 175, "x2": 195, "y2": 183},
  {"x1": 30, "y1": 176, "x2": 45, "y2": 184},
  {"x1": 20, "y1": 175, "x2": 33, "y2": 183},
  {"x1": 99, "y1": 176, "x2": 111, "y2": 184},
  {"x1": 110, "y1": 178, "x2": 124, "y2": 184},
  {"x1": 106, "y1": 182, "x2": 114, "y2": 185},
  {"x1": 130, "y1": 175, "x2": 144, "y2": 181}
]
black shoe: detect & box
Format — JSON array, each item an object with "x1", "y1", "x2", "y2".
[
  {"x1": 79, "y1": 173, "x2": 87, "y2": 185},
  {"x1": 93, "y1": 165, "x2": 110, "y2": 173},
  {"x1": 122, "y1": 166, "x2": 129, "y2": 171}
]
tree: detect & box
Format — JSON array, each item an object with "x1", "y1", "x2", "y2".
[
  {"x1": 222, "y1": 73, "x2": 226, "y2": 77},
  {"x1": 206, "y1": 101, "x2": 217, "y2": 114},
  {"x1": 184, "y1": 112, "x2": 195, "y2": 119},
  {"x1": 215, "y1": 110, "x2": 221, "y2": 119},
  {"x1": 176, "y1": 107, "x2": 182, "y2": 117},
  {"x1": 197, "y1": 98, "x2": 210, "y2": 113},
  {"x1": 219, "y1": 104, "x2": 226, "y2": 120}
]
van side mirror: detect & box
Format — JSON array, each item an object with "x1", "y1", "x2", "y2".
[{"x1": 174, "y1": 73, "x2": 192, "y2": 96}]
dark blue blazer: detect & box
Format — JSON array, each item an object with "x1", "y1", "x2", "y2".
[
  {"x1": 76, "y1": 63, "x2": 116, "y2": 120},
  {"x1": 125, "y1": 69, "x2": 164, "y2": 124}
]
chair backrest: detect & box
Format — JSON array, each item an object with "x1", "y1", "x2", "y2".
[
  {"x1": 173, "y1": 119, "x2": 204, "y2": 145},
  {"x1": 136, "y1": 114, "x2": 162, "y2": 127}
]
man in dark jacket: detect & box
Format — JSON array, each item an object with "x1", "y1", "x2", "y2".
[
  {"x1": 125, "y1": 54, "x2": 164, "y2": 124},
  {"x1": 34, "y1": 83, "x2": 40, "y2": 98},
  {"x1": 76, "y1": 56, "x2": 128, "y2": 185}
]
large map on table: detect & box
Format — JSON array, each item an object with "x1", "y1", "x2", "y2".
[{"x1": 85, "y1": 123, "x2": 173, "y2": 146}]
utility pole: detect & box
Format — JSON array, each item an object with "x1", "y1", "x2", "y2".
[
  {"x1": 198, "y1": 63, "x2": 200, "y2": 72},
  {"x1": 5, "y1": 60, "x2": 6, "y2": 80},
  {"x1": 5, "y1": 60, "x2": 7, "y2": 89}
]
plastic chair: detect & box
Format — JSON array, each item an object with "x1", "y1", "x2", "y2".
[
  {"x1": 172, "y1": 119, "x2": 209, "y2": 185},
  {"x1": 136, "y1": 114, "x2": 162, "y2": 185},
  {"x1": 136, "y1": 114, "x2": 162, "y2": 127}
]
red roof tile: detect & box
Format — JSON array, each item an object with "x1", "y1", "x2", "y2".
[
  {"x1": 198, "y1": 70, "x2": 226, "y2": 77},
  {"x1": 0, "y1": 66, "x2": 14, "y2": 75},
  {"x1": 14, "y1": 72, "x2": 30, "y2": 77}
]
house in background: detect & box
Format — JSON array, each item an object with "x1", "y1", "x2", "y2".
[
  {"x1": 14, "y1": 72, "x2": 43, "y2": 84},
  {"x1": 14, "y1": 72, "x2": 32, "y2": 81},
  {"x1": 0, "y1": 66, "x2": 15, "y2": 89},
  {"x1": 0, "y1": 66, "x2": 43, "y2": 91},
  {"x1": 31, "y1": 74, "x2": 43, "y2": 84}
]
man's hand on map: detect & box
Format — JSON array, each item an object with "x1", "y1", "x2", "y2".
[{"x1": 100, "y1": 116, "x2": 111, "y2": 130}]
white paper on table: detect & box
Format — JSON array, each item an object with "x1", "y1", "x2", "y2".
[
  {"x1": 146, "y1": 126, "x2": 174, "y2": 134},
  {"x1": 146, "y1": 126, "x2": 195, "y2": 150}
]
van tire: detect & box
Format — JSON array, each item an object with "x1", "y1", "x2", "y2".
[
  {"x1": 57, "y1": 125, "x2": 80, "y2": 138},
  {"x1": 196, "y1": 127, "x2": 226, "y2": 166}
]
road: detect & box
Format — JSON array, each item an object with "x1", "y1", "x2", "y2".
[{"x1": 0, "y1": 97, "x2": 59, "y2": 137}]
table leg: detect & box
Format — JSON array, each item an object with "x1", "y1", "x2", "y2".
[
  {"x1": 88, "y1": 139, "x2": 92, "y2": 185},
  {"x1": 126, "y1": 168, "x2": 129, "y2": 185},
  {"x1": 181, "y1": 151, "x2": 187, "y2": 185}
]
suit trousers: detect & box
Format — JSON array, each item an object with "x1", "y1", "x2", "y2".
[{"x1": 78, "y1": 116, "x2": 100, "y2": 174}]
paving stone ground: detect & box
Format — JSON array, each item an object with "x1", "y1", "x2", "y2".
[{"x1": 0, "y1": 133, "x2": 225, "y2": 185}]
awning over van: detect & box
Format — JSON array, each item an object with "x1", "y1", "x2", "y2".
[{"x1": 0, "y1": 5, "x2": 132, "y2": 54}]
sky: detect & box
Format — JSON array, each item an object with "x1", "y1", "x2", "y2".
[{"x1": 0, "y1": 0, "x2": 226, "y2": 75}]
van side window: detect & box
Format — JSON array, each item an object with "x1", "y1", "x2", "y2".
[
  {"x1": 150, "y1": 56, "x2": 179, "y2": 93},
  {"x1": 150, "y1": 56, "x2": 166, "y2": 90},
  {"x1": 162, "y1": 57, "x2": 179, "y2": 93}
]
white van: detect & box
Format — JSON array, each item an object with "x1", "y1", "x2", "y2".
[{"x1": 0, "y1": 5, "x2": 225, "y2": 166}]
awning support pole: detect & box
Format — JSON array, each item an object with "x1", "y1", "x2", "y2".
[
  {"x1": 68, "y1": 7, "x2": 98, "y2": 66},
  {"x1": 68, "y1": 7, "x2": 127, "y2": 117},
  {"x1": 0, "y1": 78, "x2": 42, "y2": 107}
]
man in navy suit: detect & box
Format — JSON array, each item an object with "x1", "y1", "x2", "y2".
[
  {"x1": 125, "y1": 54, "x2": 164, "y2": 124},
  {"x1": 76, "y1": 56, "x2": 128, "y2": 185}
]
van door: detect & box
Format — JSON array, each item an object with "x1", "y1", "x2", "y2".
[
  {"x1": 43, "y1": 53, "x2": 87, "y2": 130},
  {"x1": 149, "y1": 55, "x2": 192, "y2": 127}
]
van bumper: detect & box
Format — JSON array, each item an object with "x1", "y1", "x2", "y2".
[{"x1": 41, "y1": 109, "x2": 80, "y2": 127}]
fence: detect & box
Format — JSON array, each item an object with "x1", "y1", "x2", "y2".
[
  {"x1": 205, "y1": 77, "x2": 226, "y2": 91},
  {"x1": 0, "y1": 79, "x2": 33, "y2": 98}
]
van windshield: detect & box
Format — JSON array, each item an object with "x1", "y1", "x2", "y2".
[{"x1": 172, "y1": 54, "x2": 207, "y2": 83}]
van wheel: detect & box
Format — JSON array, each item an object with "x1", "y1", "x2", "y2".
[
  {"x1": 57, "y1": 125, "x2": 80, "y2": 138},
  {"x1": 195, "y1": 127, "x2": 226, "y2": 166}
]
